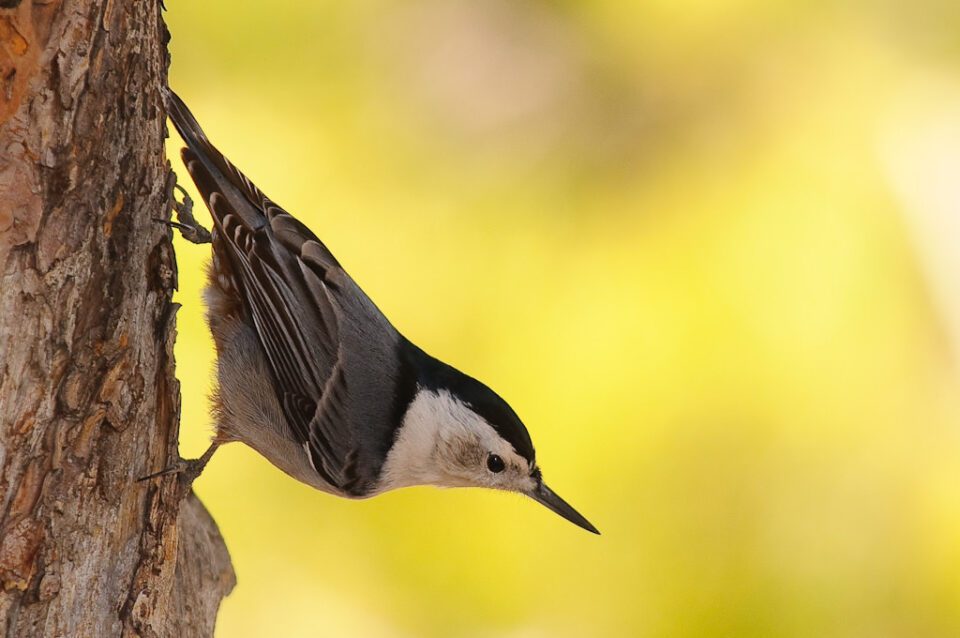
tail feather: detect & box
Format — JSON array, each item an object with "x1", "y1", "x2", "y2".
[
  {"x1": 163, "y1": 87, "x2": 268, "y2": 231},
  {"x1": 180, "y1": 147, "x2": 225, "y2": 221},
  {"x1": 162, "y1": 86, "x2": 212, "y2": 152}
]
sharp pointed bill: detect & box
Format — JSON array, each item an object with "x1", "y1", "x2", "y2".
[{"x1": 528, "y1": 481, "x2": 600, "y2": 535}]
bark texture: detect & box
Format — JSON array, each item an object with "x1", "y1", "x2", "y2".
[{"x1": 0, "y1": 1, "x2": 235, "y2": 636}]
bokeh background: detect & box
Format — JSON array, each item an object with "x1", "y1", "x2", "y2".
[{"x1": 164, "y1": 1, "x2": 960, "y2": 636}]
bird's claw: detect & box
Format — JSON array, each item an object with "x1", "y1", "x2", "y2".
[
  {"x1": 138, "y1": 459, "x2": 184, "y2": 481},
  {"x1": 158, "y1": 180, "x2": 212, "y2": 244},
  {"x1": 137, "y1": 443, "x2": 220, "y2": 494}
]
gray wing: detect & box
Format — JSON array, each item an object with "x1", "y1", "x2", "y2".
[
  {"x1": 165, "y1": 89, "x2": 388, "y2": 495},
  {"x1": 215, "y1": 200, "x2": 363, "y2": 492}
]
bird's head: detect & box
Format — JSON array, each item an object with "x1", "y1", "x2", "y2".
[{"x1": 381, "y1": 351, "x2": 599, "y2": 534}]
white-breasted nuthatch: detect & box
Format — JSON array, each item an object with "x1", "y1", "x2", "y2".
[{"x1": 152, "y1": 88, "x2": 598, "y2": 534}]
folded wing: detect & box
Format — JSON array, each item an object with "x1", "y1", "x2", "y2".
[{"x1": 166, "y1": 88, "x2": 366, "y2": 493}]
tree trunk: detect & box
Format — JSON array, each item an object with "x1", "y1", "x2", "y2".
[{"x1": 0, "y1": 1, "x2": 235, "y2": 636}]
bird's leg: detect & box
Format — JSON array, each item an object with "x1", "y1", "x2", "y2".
[
  {"x1": 138, "y1": 441, "x2": 221, "y2": 490},
  {"x1": 155, "y1": 179, "x2": 212, "y2": 245}
]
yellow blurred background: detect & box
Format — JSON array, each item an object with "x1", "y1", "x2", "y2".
[{"x1": 164, "y1": 1, "x2": 960, "y2": 636}]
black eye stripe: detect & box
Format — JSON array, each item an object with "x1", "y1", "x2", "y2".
[{"x1": 486, "y1": 453, "x2": 505, "y2": 473}]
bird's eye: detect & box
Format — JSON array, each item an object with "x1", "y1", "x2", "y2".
[{"x1": 486, "y1": 453, "x2": 505, "y2": 473}]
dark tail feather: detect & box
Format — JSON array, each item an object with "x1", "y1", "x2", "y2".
[
  {"x1": 162, "y1": 86, "x2": 235, "y2": 186},
  {"x1": 180, "y1": 147, "x2": 223, "y2": 221},
  {"x1": 163, "y1": 87, "x2": 269, "y2": 231},
  {"x1": 162, "y1": 87, "x2": 213, "y2": 154}
]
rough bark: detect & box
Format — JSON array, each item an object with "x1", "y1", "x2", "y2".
[{"x1": 0, "y1": 1, "x2": 235, "y2": 636}]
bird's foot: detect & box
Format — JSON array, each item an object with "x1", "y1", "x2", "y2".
[
  {"x1": 155, "y1": 181, "x2": 211, "y2": 244},
  {"x1": 138, "y1": 442, "x2": 220, "y2": 493}
]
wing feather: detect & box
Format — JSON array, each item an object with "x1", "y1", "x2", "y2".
[{"x1": 176, "y1": 114, "x2": 364, "y2": 491}]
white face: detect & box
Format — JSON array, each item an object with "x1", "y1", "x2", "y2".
[{"x1": 378, "y1": 388, "x2": 538, "y2": 494}]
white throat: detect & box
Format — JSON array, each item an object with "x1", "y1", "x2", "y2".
[
  {"x1": 377, "y1": 388, "x2": 453, "y2": 491},
  {"x1": 377, "y1": 387, "x2": 501, "y2": 492}
]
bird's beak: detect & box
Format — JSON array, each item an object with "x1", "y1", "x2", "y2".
[{"x1": 528, "y1": 479, "x2": 600, "y2": 535}]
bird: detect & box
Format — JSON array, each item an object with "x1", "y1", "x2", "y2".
[{"x1": 150, "y1": 87, "x2": 599, "y2": 535}]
